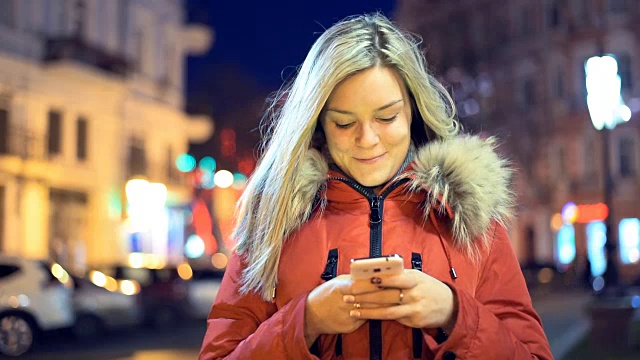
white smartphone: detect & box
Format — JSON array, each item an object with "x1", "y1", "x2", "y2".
[{"x1": 350, "y1": 254, "x2": 404, "y2": 281}]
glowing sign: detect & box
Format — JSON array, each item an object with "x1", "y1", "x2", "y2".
[{"x1": 561, "y1": 202, "x2": 608, "y2": 224}]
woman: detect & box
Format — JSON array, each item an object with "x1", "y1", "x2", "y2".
[{"x1": 200, "y1": 14, "x2": 552, "y2": 360}]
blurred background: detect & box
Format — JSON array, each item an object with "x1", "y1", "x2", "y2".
[{"x1": 1, "y1": 0, "x2": 640, "y2": 359}]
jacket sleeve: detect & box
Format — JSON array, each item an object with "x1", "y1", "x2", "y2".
[
  {"x1": 426, "y1": 222, "x2": 553, "y2": 359},
  {"x1": 199, "y1": 252, "x2": 318, "y2": 360}
]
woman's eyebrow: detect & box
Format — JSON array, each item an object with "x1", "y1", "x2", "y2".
[{"x1": 326, "y1": 99, "x2": 403, "y2": 115}]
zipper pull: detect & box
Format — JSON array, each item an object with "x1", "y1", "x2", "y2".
[{"x1": 370, "y1": 197, "x2": 381, "y2": 224}]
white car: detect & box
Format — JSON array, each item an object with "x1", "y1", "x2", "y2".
[
  {"x1": 71, "y1": 275, "x2": 142, "y2": 341},
  {"x1": 0, "y1": 255, "x2": 75, "y2": 357}
]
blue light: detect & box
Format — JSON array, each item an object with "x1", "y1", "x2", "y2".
[
  {"x1": 176, "y1": 154, "x2": 196, "y2": 172},
  {"x1": 199, "y1": 156, "x2": 217, "y2": 173},
  {"x1": 185, "y1": 234, "x2": 205, "y2": 258},
  {"x1": 619, "y1": 218, "x2": 640, "y2": 264},
  {"x1": 586, "y1": 221, "x2": 607, "y2": 277},
  {"x1": 556, "y1": 224, "x2": 576, "y2": 265}
]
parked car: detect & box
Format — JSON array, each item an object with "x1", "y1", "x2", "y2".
[
  {"x1": 0, "y1": 255, "x2": 75, "y2": 357},
  {"x1": 92, "y1": 265, "x2": 189, "y2": 328},
  {"x1": 70, "y1": 275, "x2": 142, "y2": 341},
  {"x1": 188, "y1": 267, "x2": 223, "y2": 319}
]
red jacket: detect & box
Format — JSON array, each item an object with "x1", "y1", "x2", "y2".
[{"x1": 200, "y1": 136, "x2": 553, "y2": 359}]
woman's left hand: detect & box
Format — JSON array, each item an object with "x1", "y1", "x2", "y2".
[{"x1": 344, "y1": 269, "x2": 457, "y2": 331}]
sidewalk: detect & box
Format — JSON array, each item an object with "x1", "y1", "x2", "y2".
[
  {"x1": 530, "y1": 288, "x2": 592, "y2": 359},
  {"x1": 531, "y1": 286, "x2": 640, "y2": 359}
]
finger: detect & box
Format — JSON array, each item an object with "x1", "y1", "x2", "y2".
[
  {"x1": 373, "y1": 271, "x2": 421, "y2": 289},
  {"x1": 344, "y1": 289, "x2": 406, "y2": 305},
  {"x1": 348, "y1": 302, "x2": 387, "y2": 310},
  {"x1": 349, "y1": 278, "x2": 386, "y2": 295},
  {"x1": 349, "y1": 304, "x2": 413, "y2": 320}
]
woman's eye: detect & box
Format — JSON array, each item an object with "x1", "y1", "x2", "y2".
[
  {"x1": 335, "y1": 122, "x2": 354, "y2": 129},
  {"x1": 378, "y1": 114, "x2": 398, "y2": 122}
]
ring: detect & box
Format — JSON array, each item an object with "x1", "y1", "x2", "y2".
[
  {"x1": 353, "y1": 302, "x2": 361, "y2": 309},
  {"x1": 398, "y1": 289, "x2": 404, "y2": 304}
]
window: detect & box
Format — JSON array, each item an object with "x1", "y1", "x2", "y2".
[
  {"x1": 619, "y1": 218, "x2": 640, "y2": 264},
  {"x1": 519, "y1": 7, "x2": 532, "y2": 38},
  {"x1": 583, "y1": 135, "x2": 597, "y2": 177},
  {"x1": 618, "y1": 137, "x2": 636, "y2": 177},
  {"x1": 547, "y1": 1, "x2": 561, "y2": 28},
  {"x1": 0, "y1": 265, "x2": 19, "y2": 279},
  {"x1": 608, "y1": 0, "x2": 628, "y2": 12},
  {"x1": 0, "y1": 0, "x2": 15, "y2": 27},
  {"x1": 575, "y1": 0, "x2": 591, "y2": 27},
  {"x1": 616, "y1": 54, "x2": 632, "y2": 91},
  {"x1": 557, "y1": 145, "x2": 566, "y2": 173},
  {"x1": 0, "y1": 186, "x2": 4, "y2": 252},
  {"x1": 0, "y1": 108, "x2": 8, "y2": 154},
  {"x1": 47, "y1": 110, "x2": 62, "y2": 156},
  {"x1": 552, "y1": 70, "x2": 565, "y2": 98},
  {"x1": 520, "y1": 78, "x2": 537, "y2": 111},
  {"x1": 76, "y1": 117, "x2": 87, "y2": 161},
  {"x1": 127, "y1": 137, "x2": 146, "y2": 177}
]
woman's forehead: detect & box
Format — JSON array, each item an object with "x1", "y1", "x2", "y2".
[{"x1": 326, "y1": 67, "x2": 408, "y2": 111}]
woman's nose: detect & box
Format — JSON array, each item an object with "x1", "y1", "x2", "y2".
[{"x1": 356, "y1": 122, "x2": 380, "y2": 148}]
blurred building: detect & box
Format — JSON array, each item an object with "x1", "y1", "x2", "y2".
[
  {"x1": 0, "y1": 0, "x2": 213, "y2": 272},
  {"x1": 396, "y1": 0, "x2": 640, "y2": 281}
]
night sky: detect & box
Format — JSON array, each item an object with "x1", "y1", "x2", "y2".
[{"x1": 186, "y1": 0, "x2": 395, "y2": 161}]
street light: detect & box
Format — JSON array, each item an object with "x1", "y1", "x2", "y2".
[{"x1": 585, "y1": 54, "x2": 632, "y2": 290}]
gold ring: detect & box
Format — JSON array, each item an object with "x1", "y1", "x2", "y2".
[
  {"x1": 353, "y1": 302, "x2": 361, "y2": 309},
  {"x1": 398, "y1": 289, "x2": 404, "y2": 304}
]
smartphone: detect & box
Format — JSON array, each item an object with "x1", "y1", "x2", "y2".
[{"x1": 350, "y1": 254, "x2": 404, "y2": 281}]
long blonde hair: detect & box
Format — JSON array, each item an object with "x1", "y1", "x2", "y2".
[{"x1": 234, "y1": 13, "x2": 459, "y2": 300}]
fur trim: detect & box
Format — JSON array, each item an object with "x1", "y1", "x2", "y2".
[
  {"x1": 285, "y1": 149, "x2": 328, "y2": 234},
  {"x1": 407, "y1": 135, "x2": 515, "y2": 250},
  {"x1": 288, "y1": 136, "x2": 515, "y2": 247}
]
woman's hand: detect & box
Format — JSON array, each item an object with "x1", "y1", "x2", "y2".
[
  {"x1": 343, "y1": 270, "x2": 458, "y2": 332},
  {"x1": 304, "y1": 274, "x2": 386, "y2": 347}
]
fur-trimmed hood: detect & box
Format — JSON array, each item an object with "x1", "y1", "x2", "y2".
[{"x1": 289, "y1": 135, "x2": 515, "y2": 248}]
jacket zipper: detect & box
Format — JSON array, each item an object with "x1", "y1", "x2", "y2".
[{"x1": 329, "y1": 177, "x2": 408, "y2": 360}]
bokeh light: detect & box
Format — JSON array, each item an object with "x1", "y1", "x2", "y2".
[
  {"x1": 214, "y1": 170, "x2": 234, "y2": 188},
  {"x1": 176, "y1": 153, "x2": 196, "y2": 172},
  {"x1": 199, "y1": 156, "x2": 217, "y2": 172}
]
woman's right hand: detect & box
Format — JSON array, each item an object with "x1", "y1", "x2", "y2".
[{"x1": 304, "y1": 274, "x2": 381, "y2": 347}]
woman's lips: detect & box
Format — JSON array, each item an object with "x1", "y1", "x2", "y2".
[{"x1": 355, "y1": 153, "x2": 385, "y2": 164}]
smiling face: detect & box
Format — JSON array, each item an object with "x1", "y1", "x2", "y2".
[{"x1": 321, "y1": 66, "x2": 413, "y2": 189}]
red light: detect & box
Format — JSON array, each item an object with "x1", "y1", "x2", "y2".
[{"x1": 575, "y1": 203, "x2": 609, "y2": 223}]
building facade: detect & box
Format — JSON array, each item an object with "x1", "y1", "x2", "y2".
[
  {"x1": 0, "y1": 0, "x2": 212, "y2": 272},
  {"x1": 396, "y1": 0, "x2": 640, "y2": 281}
]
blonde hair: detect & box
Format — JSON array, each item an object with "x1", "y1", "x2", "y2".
[{"x1": 234, "y1": 13, "x2": 459, "y2": 300}]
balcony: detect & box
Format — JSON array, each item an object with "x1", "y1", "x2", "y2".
[
  {"x1": 43, "y1": 36, "x2": 132, "y2": 78},
  {"x1": 0, "y1": 125, "x2": 45, "y2": 161}
]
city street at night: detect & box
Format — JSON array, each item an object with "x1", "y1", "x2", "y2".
[
  {"x1": 2, "y1": 0, "x2": 640, "y2": 359},
  {"x1": 17, "y1": 289, "x2": 595, "y2": 359},
  {"x1": 18, "y1": 320, "x2": 204, "y2": 360}
]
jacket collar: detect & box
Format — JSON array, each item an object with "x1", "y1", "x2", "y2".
[{"x1": 290, "y1": 135, "x2": 515, "y2": 247}]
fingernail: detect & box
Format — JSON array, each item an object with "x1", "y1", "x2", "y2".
[
  {"x1": 343, "y1": 295, "x2": 355, "y2": 303},
  {"x1": 350, "y1": 310, "x2": 360, "y2": 317},
  {"x1": 371, "y1": 277, "x2": 382, "y2": 285}
]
